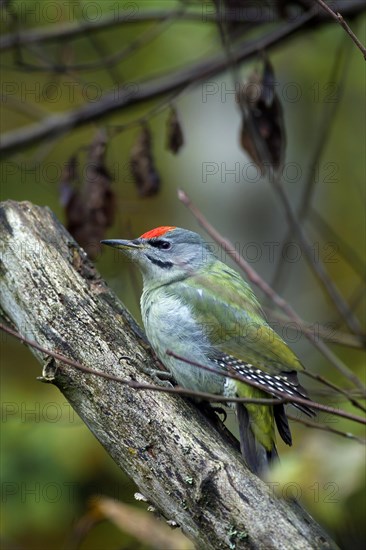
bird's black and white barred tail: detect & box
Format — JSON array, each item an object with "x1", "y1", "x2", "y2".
[{"x1": 212, "y1": 353, "x2": 315, "y2": 473}]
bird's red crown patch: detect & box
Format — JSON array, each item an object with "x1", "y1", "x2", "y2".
[{"x1": 140, "y1": 226, "x2": 176, "y2": 240}]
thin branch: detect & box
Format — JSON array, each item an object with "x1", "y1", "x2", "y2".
[
  {"x1": 270, "y1": 35, "x2": 350, "y2": 294},
  {"x1": 215, "y1": 2, "x2": 361, "y2": 337},
  {"x1": 0, "y1": 9, "x2": 320, "y2": 154},
  {"x1": 7, "y1": 7, "x2": 185, "y2": 74},
  {"x1": 264, "y1": 307, "x2": 365, "y2": 349},
  {"x1": 107, "y1": 85, "x2": 189, "y2": 138},
  {"x1": 302, "y1": 371, "x2": 366, "y2": 413},
  {"x1": 13, "y1": 41, "x2": 92, "y2": 88},
  {"x1": 270, "y1": 173, "x2": 363, "y2": 336},
  {"x1": 233, "y1": 42, "x2": 361, "y2": 336},
  {"x1": 325, "y1": 282, "x2": 366, "y2": 335},
  {"x1": 0, "y1": 9, "x2": 180, "y2": 52},
  {"x1": 0, "y1": 322, "x2": 281, "y2": 406},
  {"x1": 309, "y1": 208, "x2": 366, "y2": 279},
  {"x1": 76, "y1": 0, "x2": 123, "y2": 85},
  {"x1": 298, "y1": 33, "x2": 349, "y2": 220},
  {"x1": 314, "y1": 0, "x2": 366, "y2": 58},
  {"x1": 166, "y1": 350, "x2": 366, "y2": 425},
  {"x1": 1, "y1": 322, "x2": 365, "y2": 426},
  {"x1": 310, "y1": 388, "x2": 365, "y2": 399},
  {"x1": 217, "y1": 28, "x2": 362, "y2": 335},
  {"x1": 347, "y1": 283, "x2": 366, "y2": 321},
  {"x1": 0, "y1": 93, "x2": 48, "y2": 120},
  {"x1": 287, "y1": 414, "x2": 366, "y2": 444},
  {"x1": 178, "y1": 189, "x2": 366, "y2": 393},
  {"x1": 212, "y1": 0, "x2": 253, "y2": 160},
  {"x1": 1, "y1": 1, "x2": 364, "y2": 52}
]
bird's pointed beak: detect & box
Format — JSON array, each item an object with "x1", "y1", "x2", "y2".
[{"x1": 101, "y1": 239, "x2": 143, "y2": 250}]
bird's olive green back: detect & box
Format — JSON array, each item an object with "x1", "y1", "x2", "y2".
[{"x1": 174, "y1": 260, "x2": 304, "y2": 375}]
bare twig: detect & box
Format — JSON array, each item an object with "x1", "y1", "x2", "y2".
[
  {"x1": 216, "y1": 3, "x2": 360, "y2": 337},
  {"x1": 347, "y1": 282, "x2": 366, "y2": 321},
  {"x1": 107, "y1": 85, "x2": 190, "y2": 138},
  {"x1": 178, "y1": 189, "x2": 366, "y2": 393},
  {"x1": 7, "y1": 7, "x2": 185, "y2": 73},
  {"x1": 298, "y1": 33, "x2": 350, "y2": 220},
  {"x1": 302, "y1": 371, "x2": 366, "y2": 413},
  {"x1": 12, "y1": 40, "x2": 92, "y2": 87},
  {"x1": 166, "y1": 350, "x2": 366, "y2": 425},
  {"x1": 216, "y1": 26, "x2": 362, "y2": 335},
  {"x1": 2, "y1": 322, "x2": 365, "y2": 426},
  {"x1": 0, "y1": 322, "x2": 281, "y2": 406},
  {"x1": 310, "y1": 388, "x2": 365, "y2": 399},
  {"x1": 0, "y1": 93, "x2": 48, "y2": 120},
  {"x1": 309, "y1": 208, "x2": 366, "y2": 279},
  {"x1": 0, "y1": 9, "x2": 319, "y2": 154},
  {"x1": 1, "y1": 1, "x2": 364, "y2": 52},
  {"x1": 264, "y1": 308, "x2": 365, "y2": 349},
  {"x1": 314, "y1": 0, "x2": 366, "y2": 58},
  {"x1": 287, "y1": 414, "x2": 366, "y2": 444},
  {"x1": 76, "y1": 0, "x2": 122, "y2": 85},
  {"x1": 270, "y1": 175, "x2": 363, "y2": 336},
  {"x1": 215, "y1": 32, "x2": 361, "y2": 337},
  {"x1": 270, "y1": 35, "x2": 350, "y2": 294}
]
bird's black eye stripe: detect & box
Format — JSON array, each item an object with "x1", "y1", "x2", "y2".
[{"x1": 148, "y1": 239, "x2": 171, "y2": 250}]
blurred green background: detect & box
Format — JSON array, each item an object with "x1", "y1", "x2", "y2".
[{"x1": 1, "y1": 1, "x2": 365, "y2": 549}]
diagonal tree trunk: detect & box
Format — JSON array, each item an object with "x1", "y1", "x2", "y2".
[{"x1": 0, "y1": 200, "x2": 339, "y2": 549}]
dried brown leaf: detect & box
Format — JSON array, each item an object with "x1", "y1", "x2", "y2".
[
  {"x1": 238, "y1": 58, "x2": 286, "y2": 176},
  {"x1": 166, "y1": 106, "x2": 184, "y2": 154},
  {"x1": 60, "y1": 129, "x2": 116, "y2": 260},
  {"x1": 130, "y1": 125, "x2": 160, "y2": 197}
]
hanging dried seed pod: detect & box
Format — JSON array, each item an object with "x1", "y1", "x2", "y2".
[
  {"x1": 238, "y1": 58, "x2": 286, "y2": 177},
  {"x1": 60, "y1": 129, "x2": 116, "y2": 260},
  {"x1": 130, "y1": 125, "x2": 160, "y2": 197},
  {"x1": 166, "y1": 106, "x2": 184, "y2": 154},
  {"x1": 82, "y1": 128, "x2": 116, "y2": 247}
]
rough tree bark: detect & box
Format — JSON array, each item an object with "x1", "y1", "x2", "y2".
[{"x1": 0, "y1": 200, "x2": 338, "y2": 550}]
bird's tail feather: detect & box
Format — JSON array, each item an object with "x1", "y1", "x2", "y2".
[
  {"x1": 274, "y1": 404, "x2": 292, "y2": 445},
  {"x1": 293, "y1": 402, "x2": 315, "y2": 417},
  {"x1": 285, "y1": 376, "x2": 316, "y2": 418},
  {"x1": 236, "y1": 403, "x2": 259, "y2": 474},
  {"x1": 236, "y1": 403, "x2": 278, "y2": 475}
]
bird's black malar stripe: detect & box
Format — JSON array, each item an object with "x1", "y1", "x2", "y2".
[{"x1": 146, "y1": 255, "x2": 173, "y2": 269}]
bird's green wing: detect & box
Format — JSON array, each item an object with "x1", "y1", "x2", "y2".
[
  {"x1": 175, "y1": 261, "x2": 304, "y2": 375},
  {"x1": 174, "y1": 261, "x2": 311, "y2": 457}
]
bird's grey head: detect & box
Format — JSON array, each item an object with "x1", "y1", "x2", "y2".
[{"x1": 101, "y1": 226, "x2": 216, "y2": 287}]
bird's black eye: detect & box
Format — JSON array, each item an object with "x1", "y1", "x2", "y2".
[{"x1": 149, "y1": 239, "x2": 171, "y2": 250}]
